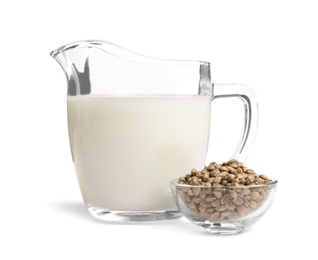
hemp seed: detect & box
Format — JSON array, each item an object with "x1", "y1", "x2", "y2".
[{"x1": 176, "y1": 159, "x2": 274, "y2": 220}]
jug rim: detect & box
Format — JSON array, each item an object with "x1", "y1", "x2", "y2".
[{"x1": 50, "y1": 39, "x2": 210, "y2": 66}]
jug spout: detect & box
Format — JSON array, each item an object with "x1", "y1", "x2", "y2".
[{"x1": 50, "y1": 42, "x2": 92, "y2": 95}]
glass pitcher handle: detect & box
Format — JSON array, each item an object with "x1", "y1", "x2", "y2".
[{"x1": 212, "y1": 83, "x2": 258, "y2": 162}]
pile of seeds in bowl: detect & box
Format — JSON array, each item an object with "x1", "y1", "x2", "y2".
[
  {"x1": 178, "y1": 159, "x2": 272, "y2": 187},
  {"x1": 176, "y1": 159, "x2": 274, "y2": 220}
]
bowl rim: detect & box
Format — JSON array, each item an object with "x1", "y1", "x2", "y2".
[{"x1": 170, "y1": 178, "x2": 278, "y2": 189}]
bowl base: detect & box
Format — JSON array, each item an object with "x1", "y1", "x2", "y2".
[
  {"x1": 199, "y1": 222, "x2": 245, "y2": 235},
  {"x1": 88, "y1": 207, "x2": 182, "y2": 222}
]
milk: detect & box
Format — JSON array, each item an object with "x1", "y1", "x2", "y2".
[{"x1": 67, "y1": 95, "x2": 211, "y2": 211}]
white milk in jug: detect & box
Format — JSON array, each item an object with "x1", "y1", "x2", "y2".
[{"x1": 67, "y1": 95, "x2": 211, "y2": 211}]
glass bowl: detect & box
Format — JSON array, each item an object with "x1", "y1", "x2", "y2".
[{"x1": 170, "y1": 179, "x2": 277, "y2": 234}]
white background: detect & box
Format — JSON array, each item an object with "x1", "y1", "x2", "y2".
[{"x1": 1, "y1": 0, "x2": 317, "y2": 259}]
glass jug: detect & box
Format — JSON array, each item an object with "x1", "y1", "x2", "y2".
[{"x1": 50, "y1": 40, "x2": 258, "y2": 222}]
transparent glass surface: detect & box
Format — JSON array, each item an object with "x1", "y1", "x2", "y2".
[
  {"x1": 171, "y1": 179, "x2": 277, "y2": 234},
  {"x1": 51, "y1": 40, "x2": 258, "y2": 222}
]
